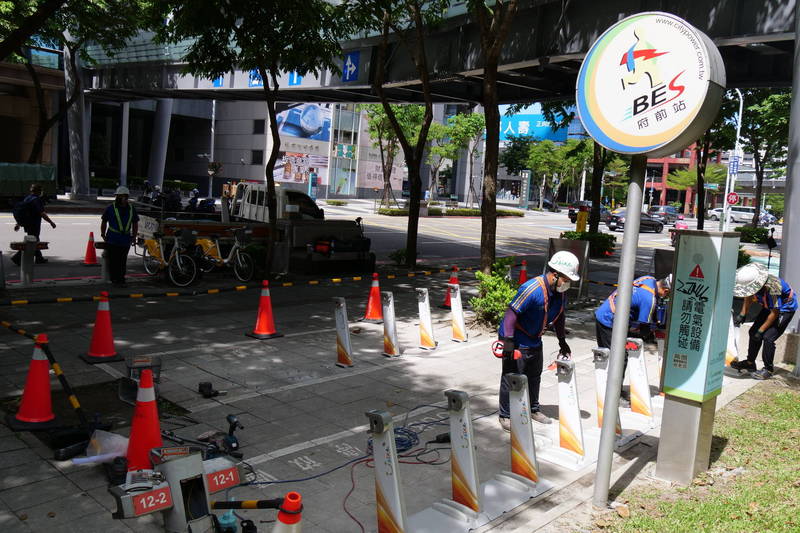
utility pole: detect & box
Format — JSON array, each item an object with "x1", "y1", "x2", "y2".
[{"x1": 720, "y1": 89, "x2": 743, "y2": 231}]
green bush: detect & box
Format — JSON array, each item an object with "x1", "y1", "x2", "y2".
[
  {"x1": 325, "y1": 200, "x2": 348, "y2": 206},
  {"x1": 388, "y1": 248, "x2": 408, "y2": 265},
  {"x1": 734, "y1": 226, "x2": 768, "y2": 244},
  {"x1": 445, "y1": 208, "x2": 523, "y2": 217},
  {"x1": 90, "y1": 177, "x2": 117, "y2": 190},
  {"x1": 428, "y1": 207, "x2": 443, "y2": 216},
  {"x1": 470, "y1": 257, "x2": 517, "y2": 327},
  {"x1": 560, "y1": 231, "x2": 616, "y2": 257},
  {"x1": 737, "y1": 247, "x2": 751, "y2": 268},
  {"x1": 378, "y1": 208, "x2": 409, "y2": 216}
]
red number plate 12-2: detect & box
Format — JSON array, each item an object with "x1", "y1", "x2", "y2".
[{"x1": 132, "y1": 486, "x2": 173, "y2": 516}]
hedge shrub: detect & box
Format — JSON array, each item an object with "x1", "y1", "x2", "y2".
[
  {"x1": 737, "y1": 247, "x2": 751, "y2": 268},
  {"x1": 734, "y1": 226, "x2": 769, "y2": 244},
  {"x1": 560, "y1": 231, "x2": 617, "y2": 257},
  {"x1": 325, "y1": 200, "x2": 348, "y2": 206},
  {"x1": 470, "y1": 257, "x2": 517, "y2": 327},
  {"x1": 377, "y1": 207, "x2": 523, "y2": 217}
]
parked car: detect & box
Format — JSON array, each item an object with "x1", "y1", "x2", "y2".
[
  {"x1": 647, "y1": 205, "x2": 681, "y2": 225},
  {"x1": 707, "y1": 208, "x2": 724, "y2": 221},
  {"x1": 606, "y1": 210, "x2": 665, "y2": 233},
  {"x1": 568, "y1": 201, "x2": 610, "y2": 223}
]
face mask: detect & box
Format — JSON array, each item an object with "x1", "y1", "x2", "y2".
[{"x1": 556, "y1": 279, "x2": 571, "y2": 293}]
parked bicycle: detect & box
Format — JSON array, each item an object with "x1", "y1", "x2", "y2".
[
  {"x1": 194, "y1": 227, "x2": 255, "y2": 282},
  {"x1": 136, "y1": 229, "x2": 199, "y2": 287}
]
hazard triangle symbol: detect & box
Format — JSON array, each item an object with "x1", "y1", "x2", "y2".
[{"x1": 689, "y1": 264, "x2": 704, "y2": 279}]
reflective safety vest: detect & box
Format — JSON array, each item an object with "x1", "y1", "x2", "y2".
[
  {"x1": 607, "y1": 276, "x2": 656, "y2": 314},
  {"x1": 108, "y1": 204, "x2": 134, "y2": 234}
]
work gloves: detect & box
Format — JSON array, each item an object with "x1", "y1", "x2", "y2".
[
  {"x1": 733, "y1": 314, "x2": 745, "y2": 327},
  {"x1": 501, "y1": 336, "x2": 516, "y2": 359},
  {"x1": 558, "y1": 338, "x2": 571, "y2": 356}
]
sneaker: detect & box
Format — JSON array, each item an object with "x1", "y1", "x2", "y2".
[
  {"x1": 731, "y1": 359, "x2": 757, "y2": 373},
  {"x1": 531, "y1": 411, "x2": 551, "y2": 424},
  {"x1": 499, "y1": 417, "x2": 511, "y2": 432},
  {"x1": 751, "y1": 368, "x2": 772, "y2": 380}
]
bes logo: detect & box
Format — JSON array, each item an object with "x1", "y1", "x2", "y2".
[{"x1": 620, "y1": 25, "x2": 685, "y2": 120}]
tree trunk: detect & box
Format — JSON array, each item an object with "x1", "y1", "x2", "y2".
[
  {"x1": 406, "y1": 165, "x2": 422, "y2": 267},
  {"x1": 589, "y1": 142, "x2": 604, "y2": 233},
  {"x1": 480, "y1": 67, "x2": 499, "y2": 273},
  {"x1": 694, "y1": 135, "x2": 711, "y2": 231},
  {"x1": 752, "y1": 150, "x2": 764, "y2": 227},
  {"x1": 260, "y1": 68, "x2": 281, "y2": 276}
]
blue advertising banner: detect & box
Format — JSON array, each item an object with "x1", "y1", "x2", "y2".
[
  {"x1": 499, "y1": 114, "x2": 568, "y2": 142},
  {"x1": 662, "y1": 232, "x2": 739, "y2": 402}
]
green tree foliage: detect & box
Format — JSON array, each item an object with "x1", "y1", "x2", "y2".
[
  {"x1": 8, "y1": 1, "x2": 152, "y2": 163},
  {"x1": 154, "y1": 0, "x2": 346, "y2": 268},
  {"x1": 499, "y1": 135, "x2": 534, "y2": 176},
  {"x1": 526, "y1": 140, "x2": 563, "y2": 209},
  {"x1": 448, "y1": 111, "x2": 486, "y2": 205},
  {"x1": 718, "y1": 89, "x2": 790, "y2": 226},
  {"x1": 359, "y1": 103, "x2": 425, "y2": 207},
  {"x1": 0, "y1": 0, "x2": 63, "y2": 61},
  {"x1": 347, "y1": 0, "x2": 449, "y2": 268},
  {"x1": 427, "y1": 121, "x2": 459, "y2": 199}
]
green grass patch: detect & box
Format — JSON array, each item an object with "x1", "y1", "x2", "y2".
[
  {"x1": 325, "y1": 199, "x2": 348, "y2": 206},
  {"x1": 608, "y1": 381, "x2": 800, "y2": 533}
]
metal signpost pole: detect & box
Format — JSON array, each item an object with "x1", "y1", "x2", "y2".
[
  {"x1": 780, "y1": 2, "x2": 800, "y2": 350},
  {"x1": 720, "y1": 89, "x2": 743, "y2": 232},
  {"x1": 592, "y1": 154, "x2": 645, "y2": 507}
]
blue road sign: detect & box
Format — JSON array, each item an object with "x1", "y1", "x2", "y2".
[
  {"x1": 248, "y1": 69, "x2": 263, "y2": 88},
  {"x1": 288, "y1": 72, "x2": 303, "y2": 86},
  {"x1": 212, "y1": 76, "x2": 224, "y2": 88},
  {"x1": 342, "y1": 51, "x2": 360, "y2": 82}
]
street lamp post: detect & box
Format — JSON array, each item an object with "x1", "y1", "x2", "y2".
[{"x1": 720, "y1": 88, "x2": 744, "y2": 231}]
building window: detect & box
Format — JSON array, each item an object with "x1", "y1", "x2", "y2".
[
  {"x1": 253, "y1": 119, "x2": 265, "y2": 134},
  {"x1": 251, "y1": 150, "x2": 264, "y2": 165}
]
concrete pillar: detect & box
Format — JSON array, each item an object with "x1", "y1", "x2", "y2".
[
  {"x1": 119, "y1": 102, "x2": 130, "y2": 187},
  {"x1": 685, "y1": 187, "x2": 693, "y2": 215},
  {"x1": 147, "y1": 99, "x2": 173, "y2": 188},
  {"x1": 780, "y1": 2, "x2": 800, "y2": 340},
  {"x1": 660, "y1": 160, "x2": 669, "y2": 205},
  {"x1": 63, "y1": 43, "x2": 91, "y2": 199}
]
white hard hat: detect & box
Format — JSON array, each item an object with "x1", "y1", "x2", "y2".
[
  {"x1": 548, "y1": 251, "x2": 581, "y2": 281},
  {"x1": 660, "y1": 274, "x2": 672, "y2": 290},
  {"x1": 115, "y1": 186, "x2": 130, "y2": 196},
  {"x1": 733, "y1": 263, "x2": 768, "y2": 298}
]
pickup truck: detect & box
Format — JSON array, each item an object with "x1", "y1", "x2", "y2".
[{"x1": 137, "y1": 182, "x2": 373, "y2": 274}]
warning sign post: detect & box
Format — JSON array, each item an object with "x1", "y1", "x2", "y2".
[{"x1": 656, "y1": 230, "x2": 739, "y2": 486}]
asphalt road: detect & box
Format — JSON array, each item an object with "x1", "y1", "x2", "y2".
[{"x1": 0, "y1": 205, "x2": 754, "y2": 284}]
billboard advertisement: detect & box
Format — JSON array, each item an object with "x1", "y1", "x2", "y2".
[
  {"x1": 275, "y1": 103, "x2": 332, "y2": 142},
  {"x1": 275, "y1": 152, "x2": 328, "y2": 185},
  {"x1": 499, "y1": 114, "x2": 568, "y2": 142},
  {"x1": 358, "y1": 161, "x2": 404, "y2": 191}
]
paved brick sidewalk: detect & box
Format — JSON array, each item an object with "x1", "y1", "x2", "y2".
[{"x1": 0, "y1": 273, "x2": 759, "y2": 532}]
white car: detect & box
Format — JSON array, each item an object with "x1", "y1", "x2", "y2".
[{"x1": 707, "y1": 208, "x2": 724, "y2": 220}]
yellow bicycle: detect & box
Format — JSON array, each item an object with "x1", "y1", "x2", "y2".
[
  {"x1": 194, "y1": 228, "x2": 255, "y2": 282},
  {"x1": 137, "y1": 229, "x2": 199, "y2": 287}
]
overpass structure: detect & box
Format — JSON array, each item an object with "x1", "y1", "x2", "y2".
[{"x1": 83, "y1": 0, "x2": 796, "y2": 104}]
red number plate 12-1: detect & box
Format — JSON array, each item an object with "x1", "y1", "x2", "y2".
[
  {"x1": 132, "y1": 486, "x2": 173, "y2": 516},
  {"x1": 206, "y1": 467, "x2": 240, "y2": 493}
]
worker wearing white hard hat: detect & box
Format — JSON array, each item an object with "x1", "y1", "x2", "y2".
[
  {"x1": 594, "y1": 273, "x2": 671, "y2": 405},
  {"x1": 496, "y1": 250, "x2": 580, "y2": 431},
  {"x1": 101, "y1": 184, "x2": 139, "y2": 287},
  {"x1": 731, "y1": 263, "x2": 797, "y2": 379}
]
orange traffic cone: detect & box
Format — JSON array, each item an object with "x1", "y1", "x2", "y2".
[
  {"x1": 83, "y1": 232, "x2": 99, "y2": 266},
  {"x1": 272, "y1": 491, "x2": 303, "y2": 532},
  {"x1": 440, "y1": 266, "x2": 459, "y2": 309},
  {"x1": 126, "y1": 369, "x2": 162, "y2": 471},
  {"x1": 518, "y1": 260, "x2": 528, "y2": 285},
  {"x1": 246, "y1": 281, "x2": 283, "y2": 339},
  {"x1": 6, "y1": 334, "x2": 59, "y2": 431},
  {"x1": 81, "y1": 291, "x2": 123, "y2": 364},
  {"x1": 361, "y1": 272, "x2": 383, "y2": 323}
]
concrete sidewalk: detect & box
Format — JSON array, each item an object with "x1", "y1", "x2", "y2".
[{"x1": 0, "y1": 273, "x2": 760, "y2": 532}]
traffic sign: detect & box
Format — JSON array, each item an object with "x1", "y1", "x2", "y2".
[
  {"x1": 727, "y1": 192, "x2": 739, "y2": 205},
  {"x1": 342, "y1": 51, "x2": 360, "y2": 82}
]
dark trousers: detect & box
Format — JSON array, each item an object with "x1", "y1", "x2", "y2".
[
  {"x1": 105, "y1": 243, "x2": 131, "y2": 283},
  {"x1": 11, "y1": 225, "x2": 44, "y2": 262},
  {"x1": 498, "y1": 344, "x2": 543, "y2": 418},
  {"x1": 746, "y1": 309, "x2": 795, "y2": 372},
  {"x1": 595, "y1": 319, "x2": 629, "y2": 396}
]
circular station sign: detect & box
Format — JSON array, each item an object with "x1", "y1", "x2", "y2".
[
  {"x1": 727, "y1": 192, "x2": 739, "y2": 205},
  {"x1": 576, "y1": 12, "x2": 726, "y2": 157}
]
